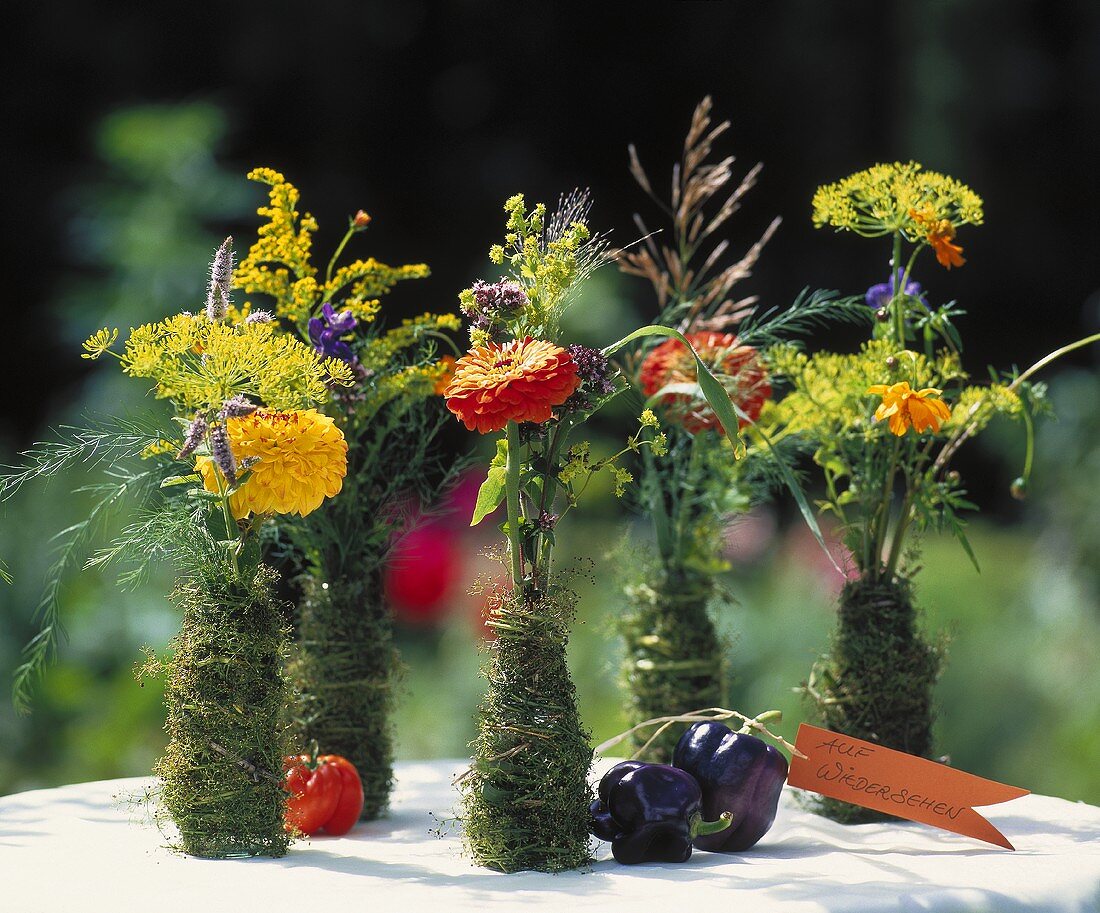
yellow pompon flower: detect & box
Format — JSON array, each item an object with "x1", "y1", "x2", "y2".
[
  {"x1": 868, "y1": 381, "x2": 952, "y2": 436},
  {"x1": 197, "y1": 409, "x2": 348, "y2": 518}
]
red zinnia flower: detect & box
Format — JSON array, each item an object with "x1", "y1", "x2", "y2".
[
  {"x1": 444, "y1": 336, "x2": 581, "y2": 433},
  {"x1": 640, "y1": 331, "x2": 771, "y2": 434}
]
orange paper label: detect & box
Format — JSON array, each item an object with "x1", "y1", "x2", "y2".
[{"x1": 787, "y1": 724, "x2": 1029, "y2": 849}]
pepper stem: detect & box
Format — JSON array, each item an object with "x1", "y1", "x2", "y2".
[{"x1": 691, "y1": 811, "x2": 733, "y2": 838}]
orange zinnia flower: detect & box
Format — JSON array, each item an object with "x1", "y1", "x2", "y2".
[
  {"x1": 639, "y1": 331, "x2": 771, "y2": 434},
  {"x1": 910, "y1": 206, "x2": 966, "y2": 269},
  {"x1": 868, "y1": 381, "x2": 951, "y2": 436},
  {"x1": 444, "y1": 336, "x2": 581, "y2": 433}
]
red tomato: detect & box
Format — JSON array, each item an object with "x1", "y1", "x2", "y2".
[
  {"x1": 320, "y1": 755, "x2": 365, "y2": 836},
  {"x1": 284, "y1": 753, "x2": 364, "y2": 836}
]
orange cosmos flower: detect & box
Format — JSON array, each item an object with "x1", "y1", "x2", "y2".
[
  {"x1": 910, "y1": 206, "x2": 966, "y2": 269},
  {"x1": 867, "y1": 381, "x2": 952, "y2": 436},
  {"x1": 444, "y1": 336, "x2": 581, "y2": 433},
  {"x1": 639, "y1": 331, "x2": 771, "y2": 434}
]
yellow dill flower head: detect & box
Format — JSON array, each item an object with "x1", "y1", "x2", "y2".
[
  {"x1": 196, "y1": 409, "x2": 348, "y2": 518},
  {"x1": 812, "y1": 161, "x2": 983, "y2": 239}
]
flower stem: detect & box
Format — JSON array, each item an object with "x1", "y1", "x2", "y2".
[
  {"x1": 324, "y1": 226, "x2": 357, "y2": 294},
  {"x1": 891, "y1": 232, "x2": 905, "y2": 346},
  {"x1": 505, "y1": 421, "x2": 525, "y2": 587}
]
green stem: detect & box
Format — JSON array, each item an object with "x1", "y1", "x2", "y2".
[
  {"x1": 324, "y1": 226, "x2": 357, "y2": 293},
  {"x1": 869, "y1": 436, "x2": 901, "y2": 580},
  {"x1": 890, "y1": 232, "x2": 905, "y2": 346},
  {"x1": 505, "y1": 421, "x2": 525, "y2": 587}
]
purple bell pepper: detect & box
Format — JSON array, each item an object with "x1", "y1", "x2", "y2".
[
  {"x1": 589, "y1": 761, "x2": 731, "y2": 864},
  {"x1": 672, "y1": 721, "x2": 789, "y2": 852}
]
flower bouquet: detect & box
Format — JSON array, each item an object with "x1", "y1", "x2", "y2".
[
  {"x1": 7, "y1": 238, "x2": 352, "y2": 856},
  {"x1": 774, "y1": 161, "x2": 1099, "y2": 822},
  {"x1": 616, "y1": 98, "x2": 864, "y2": 760},
  {"x1": 446, "y1": 192, "x2": 759, "y2": 871},
  {"x1": 232, "y1": 168, "x2": 460, "y2": 819}
]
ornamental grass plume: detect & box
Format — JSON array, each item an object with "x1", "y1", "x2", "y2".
[
  {"x1": 233, "y1": 167, "x2": 462, "y2": 819},
  {"x1": 774, "y1": 162, "x2": 1100, "y2": 823}
]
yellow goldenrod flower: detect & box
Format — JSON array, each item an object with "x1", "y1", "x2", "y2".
[
  {"x1": 197, "y1": 409, "x2": 348, "y2": 518},
  {"x1": 867, "y1": 381, "x2": 952, "y2": 436}
]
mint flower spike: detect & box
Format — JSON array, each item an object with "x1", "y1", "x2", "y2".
[{"x1": 206, "y1": 236, "x2": 235, "y2": 322}]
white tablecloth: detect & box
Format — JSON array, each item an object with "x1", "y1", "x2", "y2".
[{"x1": 3, "y1": 760, "x2": 1099, "y2": 912}]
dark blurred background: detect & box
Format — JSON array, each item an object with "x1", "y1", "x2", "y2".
[{"x1": 2, "y1": 1, "x2": 1099, "y2": 802}]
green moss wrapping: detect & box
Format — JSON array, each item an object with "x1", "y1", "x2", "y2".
[
  {"x1": 619, "y1": 568, "x2": 725, "y2": 762},
  {"x1": 156, "y1": 564, "x2": 292, "y2": 858},
  {"x1": 460, "y1": 586, "x2": 593, "y2": 872},
  {"x1": 803, "y1": 576, "x2": 943, "y2": 823},
  {"x1": 289, "y1": 572, "x2": 398, "y2": 820}
]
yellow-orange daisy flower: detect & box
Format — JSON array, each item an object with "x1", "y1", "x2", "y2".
[
  {"x1": 444, "y1": 336, "x2": 580, "y2": 434},
  {"x1": 867, "y1": 381, "x2": 951, "y2": 436},
  {"x1": 197, "y1": 409, "x2": 348, "y2": 518}
]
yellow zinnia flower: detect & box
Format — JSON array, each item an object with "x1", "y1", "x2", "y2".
[
  {"x1": 867, "y1": 381, "x2": 951, "y2": 436},
  {"x1": 197, "y1": 409, "x2": 348, "y2": 518}
]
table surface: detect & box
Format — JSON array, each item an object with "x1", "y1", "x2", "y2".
[{"x1": 3, "y1": 760, "x2": 1100, "y2": 913}]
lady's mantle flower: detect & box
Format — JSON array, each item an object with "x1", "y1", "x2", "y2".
[
  {"x1": 640, "y1": 331, "x2": 771, "y2": 434},
  {"x1": 444, "y1": 336, "x2": 580, "y2": 433},
  {"x1": 308, "y1": 303, "x2": 358, "y2": 363},
  {"x1": 867, "y1": 381, "x2": 951, "y2": 436},
  {"x1": 866, "y1": 269, "x2": 924, "y2": 310},
  {"x1": 910, "y1": 205, "x2": 966, "y2": 269},
  {"x1": 196, "y1": 409, "x2": 348, "y2": 518}
]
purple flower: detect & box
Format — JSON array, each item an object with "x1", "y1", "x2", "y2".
[
  {"x1": 308, "y1": 303, "x2": 358, "y2": 363},
  {"x1": 464, "y1": 279, "x2": 529, "y2": 319},
  {"x1": 177, "y1": 413, "x2": 208, "y2": 459},
  {"x1": 866, "y1": 269, "x2": 924, "y2": 310},
  {"x1": 210, "y1": 422, "x2": 237, "y2": 485},
  {"x1": 567, "y1": 344, "x2": 615, "y2": 396}
]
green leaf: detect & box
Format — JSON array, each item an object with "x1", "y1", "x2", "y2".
[
  {"x1": 471, "y1": 440, "x2": 509, "y2": 526},
  {"x1": 604, "y1": 324, "x2": 839, "y2": 572},
  {"x1": 160, "y1": 473, "x2": 201, "y2": 488}
]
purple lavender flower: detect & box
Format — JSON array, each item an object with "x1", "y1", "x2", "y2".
[
  {"x1": 866, "y1": 269, "x2": 924, "y2": 310},
  {"x1": 177, "y1": 413, "x2": 208, "y2": 459},
  {"x1": 308, "y1": 303, "x2": 358, "y2": 363}
]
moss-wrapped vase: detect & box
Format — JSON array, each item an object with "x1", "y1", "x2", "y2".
[
  {"x1": 157, "y1": 564, "x2": 292, "y2": 858},
  {"x1": 804, "y1": 575, "x2": 942, "y2": 823},
  {"x1": 619, "y1": 566, "x2": 725, "y2": 762},
  {"x1": 289, "y1": 571, "x2": 399, "y2": 820},
  {"x1": 460, "y1": 586, "x2": 592, "y2": 872}
]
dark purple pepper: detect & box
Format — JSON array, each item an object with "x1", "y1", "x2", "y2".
[
  {"x1": 673, "y1": 721, "x2": 789, "y2": 852},
  {"x1": 589, "y1": 761, "x2": 731, "y2": 864}
]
